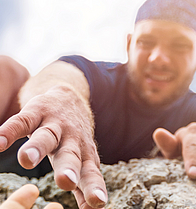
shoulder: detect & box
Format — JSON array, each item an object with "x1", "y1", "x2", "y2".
[
  {"x1": 58, "y1": 56, "x2": 128, "y2": 111},
  {"x1": 58, "y1": 55, "x2": 125, "y2": 85},
  {"x1": 59, "y1": 55, "x2": 121, "y2": 73}
]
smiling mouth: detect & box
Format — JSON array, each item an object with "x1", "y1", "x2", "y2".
[{"x1": 146, "y1": 73, "x2": 174, "y2": 82}]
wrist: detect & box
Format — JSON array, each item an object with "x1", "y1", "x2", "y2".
[{"x1": 46, "y1": 84, "x2": 94, "y2": 138}]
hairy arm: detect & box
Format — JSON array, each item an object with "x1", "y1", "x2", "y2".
[
  {"x1": 0, "y1": 60, "x2": 107, "y2": 209},
  {"x1": 19, "y1": 61, "x2": 90, "y2": 106}
]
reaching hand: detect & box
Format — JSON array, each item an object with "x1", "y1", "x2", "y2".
[
  {"x1": 0, "y1": 85, "x2": 107, "y2": 209},
  {"x1": 153, "y1": 123, "x2": 196, "y2": 179},
  {"x1": 0, "y1": 184, "x2": 63, "y2": 209}
]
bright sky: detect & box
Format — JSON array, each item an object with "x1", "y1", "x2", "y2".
[
  {"x1": 0, "y1": 0, "x2": 196, "y2": 90},
  {"x1": 0, "y1": 0, "x2": 145, "y2": 74}
]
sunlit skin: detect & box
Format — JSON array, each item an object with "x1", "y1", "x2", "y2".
[
  {"x1": 2, "y1": 19, "x2": 196, "y2": 209},
  {"x1": 0, "y1": 184, "x2": 63, "y2": 209},
  {"x1": 125, "y1": 19, "x2": 196, "y2": 180},
  {"x1": 127, "y1": 20, "x2": 196, "y2": 109}
]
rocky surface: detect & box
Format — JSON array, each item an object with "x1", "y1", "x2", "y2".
[{"x1": 1, "y1": 158, "x2": 196, "y2": 208}]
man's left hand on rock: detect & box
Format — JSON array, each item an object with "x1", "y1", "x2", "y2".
[{"x1": 153, "y1": 123, "x2": 196, "y2": 180}]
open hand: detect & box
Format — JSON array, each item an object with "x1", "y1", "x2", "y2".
[
  {"x1": 0, "y1": 86, "x2": 107, "y2": 209},
  {"x1": 153, "y1": 123, "x2": 196, "y2": 179}
]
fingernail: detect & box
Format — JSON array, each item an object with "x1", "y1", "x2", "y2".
[
  {"x1": 0, "y1": 136, "x2": 7, "y2": 150},
  {"x1": 189, "y1": 166, "x2": 196, "y2": 176},
  {"x1": 63, "y1": 169, "x2": 78, "y2": 184},
  {"x1": 25, "y1": 148, "x2": 40, "y2": 166},
  {"x1": 93, "y1": 189, "x2": 107, "y2": 203}
]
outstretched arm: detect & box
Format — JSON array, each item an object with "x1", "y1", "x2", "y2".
[
  {"x1": 0, "y1": 61, "x2": 107, "y2": 209},
  {"x1": 0, "y1": 56, "x2": 29, "y2": 125}
]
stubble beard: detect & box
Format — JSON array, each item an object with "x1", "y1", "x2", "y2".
[{"x1": 127, "y1": 70, "x2": 190, "y2": 110}]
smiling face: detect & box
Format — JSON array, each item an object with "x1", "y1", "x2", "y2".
[{"x1": 127, "y1": 20, "x2": 196, "y2": 109}]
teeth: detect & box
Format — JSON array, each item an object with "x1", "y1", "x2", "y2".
[{"x1": 149, "y1": 74, "x2": 172, "y2": 82}]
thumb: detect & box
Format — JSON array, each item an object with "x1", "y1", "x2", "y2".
[{"x1": 153, "y1": 128, "x2": 181, "y2": 159}]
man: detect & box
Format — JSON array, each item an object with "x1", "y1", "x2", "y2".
[{"x1": 1, "y1": 0, "x2": 196, "y2": 208}]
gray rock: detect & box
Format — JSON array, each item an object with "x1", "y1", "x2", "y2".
[
  {"x1": 1, "y1": 158, "x2": 196, "y2": 208},
  {"x1": 101, "y1": 158, "x2": 196, "y2": 208},
  {"x1": 37, "y1": 172, "x2": 77, "y2": 208},
  {"x1": 150, "y1": 182, "x2": 196, "y2": 209},
  {"x1": 0, "y1": 173, "x2": 29, "y2": 200}
]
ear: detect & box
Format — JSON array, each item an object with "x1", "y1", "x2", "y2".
[{"x1": 127, "y1": 34, "x2": 132, "y2": 52}]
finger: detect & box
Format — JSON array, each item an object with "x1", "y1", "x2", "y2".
[
  {"x1": 51, "y1": 137, "x2": 82, "y2": 191},
  {"x1": 0, "y1": 111, "x2": 42, "y2": 151},
  {"x1": 180, "y1": 131, "x2": 196, "y2": 179},
  {"x1": 173, "y1": 123, "x2": 196, "y2": 179},
  {"x1": 44, "y1": 202, "x2": 64, "y2": 209},
  {"x1": 153, "y1": 128, "x2": 181, "y2": 158},
  {"x1": 18, "y1": 123, "x2": 62, "y2": 169},
  {"x1": 183, "y1": 143, "x2": 196, "y2": 179},
  {"x1": 73, "y1": 187, "x2": 105, "y2": 209},
  {"x1": 78, "y1": 160, "x2": 107, "y2": 208},
  {"x1": 0, "y1": 184, "x2": 39, "y2": 209}
]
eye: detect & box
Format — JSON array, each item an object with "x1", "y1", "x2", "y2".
[
  {"x1": 137, "y1": 39, "x2": 155, "y2": 49},
  {"x1": 171, "y1": 42, "x2": 192, "y2": 52}
]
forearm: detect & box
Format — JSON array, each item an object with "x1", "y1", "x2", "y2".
[
  {"x1": 19, "y1": 60, "x2": 90, "y2": 108},
  {"x1": 18, "y1": 60, "x2": 94, "y2": 140},
  {"x1": 0, "y1": 56, "x2": 30, "y2": 124},
  {"x1": 0, "y1": 60, "x2": 106, "y2": 209}
]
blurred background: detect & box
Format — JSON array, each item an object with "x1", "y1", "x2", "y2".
[{"x1": 0, "y1": 0, "x2": 196, "y2": 90}]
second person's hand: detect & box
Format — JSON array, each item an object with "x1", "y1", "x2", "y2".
[{"x1": 0, "y1": 184, "x2": 63, "y2": 209}]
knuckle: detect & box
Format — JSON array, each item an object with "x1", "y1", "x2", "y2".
[
  {"x1": 176, "y1": 123, "x2": 196, "y2": 140},
  {"x1": 73, "y1": 131, "x2": 100, "y2": 167},
  {"x1": 81, "y1": 140, "x2": 99, "y2": 157},
  {"x1": 175, "y1": 126, "x2": 186, "y2": 137},
  {"x1": 187, "y1": 122, "x2": 196, "y2": 133},
  {"x1": 16, "y1": 114, "x2": 33, "y2": 130},
  {"x1": 89, "y1": 143, "x2": 100, "y2": 166},
  {"x1": 5, "y1": 113, "x2": 35, "y2": 137},
  {"x1": 53, "y1": 146, "x2": 82, "y2": 162},
  {"x1": 81, "y1": 160, "x2": 103, "y2": 179},
  {"x1": 27, "y1": 95, "x2": 54, "y2": 113},
  {"x1": 184, "y1": 141, "x2": 196, "y2": 150},
  {"x1": 42, "y1": 125, "x2": 62, "y2": 145}
]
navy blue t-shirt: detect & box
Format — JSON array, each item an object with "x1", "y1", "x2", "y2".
[
  {"x1": 1, "y1": 55, "x2": 196, "y2": 178},
  {"x1": 59, "y1": 55, "x2": 196, "y2": 164}
]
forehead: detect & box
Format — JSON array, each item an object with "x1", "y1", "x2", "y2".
[{"x1": 133, "y1": 20, "x2": 196, "y2": 42}]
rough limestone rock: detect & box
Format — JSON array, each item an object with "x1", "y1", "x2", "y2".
[{"x1": 1, "y1": 158, "x2": 196, "y2": 208}]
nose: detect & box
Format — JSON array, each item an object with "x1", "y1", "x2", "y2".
[{"x1": 148, "y1": 46, "x2": 170, "y2": 66}]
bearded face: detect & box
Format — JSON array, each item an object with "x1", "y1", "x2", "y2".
[{"x1": 126, "y1": 20, "x2": 196, "y2": 109}]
